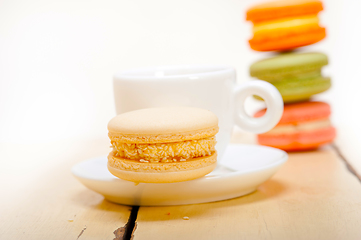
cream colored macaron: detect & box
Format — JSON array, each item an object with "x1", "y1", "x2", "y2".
[{"x1": 107, "y1": 107, "x2": 219, "y2": 183}]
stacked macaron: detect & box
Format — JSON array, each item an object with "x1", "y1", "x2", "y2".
[
  {"x1": 250, "y1": 52, "x2": 330, "y2": 103},
  {"x1": 246, "y1": 0, "x2": 336, "y2": 151},
  {"x1": 246, "y1": 0, "x2": 325, "y2": 52},
  {"x1": 254, "y1": 101, "x2": 336, "y2": 151}
]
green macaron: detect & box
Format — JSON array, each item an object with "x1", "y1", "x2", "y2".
[{"x1": 250, "y1": 52, "x2": 331, "y2": 103}]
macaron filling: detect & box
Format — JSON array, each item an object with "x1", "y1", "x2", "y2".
[
  {"x1": 253, "y1": 15, "x2": 320, "y2": 34},
  {"x1": 263, "y1": 119, "x2": 331, "y2": 135},
  {"x1": 111, "y1": 136, "x2": 216, "y2": 163},
  {"x1": 255, "y1": 70, "x2": 322, "y2": 82}
]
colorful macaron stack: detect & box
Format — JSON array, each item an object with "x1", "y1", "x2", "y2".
[{"x1": 246, "y1": 0, "x2": 336, "y2": 151}]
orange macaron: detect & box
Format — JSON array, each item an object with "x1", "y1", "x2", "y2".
[
  {"x1": 107, "y1": 107, "x2": 219, "y2": 183},
  {"x1": 246, "y1": 0, "x2": 326, "y2": 52},
  {"x1": 255, "y1": 101, "x2": 336, "y2": 151}
]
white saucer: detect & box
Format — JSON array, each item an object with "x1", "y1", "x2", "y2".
[{"x1": 72, "y1": 144, "x2": 288, "y2": 206}]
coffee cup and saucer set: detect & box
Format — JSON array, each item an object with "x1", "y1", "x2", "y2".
[{"x1": 72, "y1": 65, "x2": 288, "y2": 206}]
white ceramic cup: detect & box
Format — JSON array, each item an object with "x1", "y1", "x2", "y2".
[{"x1": 113, "y1": 65, "x2": 283, "y2": 160}]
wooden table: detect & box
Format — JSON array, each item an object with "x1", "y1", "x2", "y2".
[{"x1": 1, "y1": 129, "x2": 361, "y2": 240}]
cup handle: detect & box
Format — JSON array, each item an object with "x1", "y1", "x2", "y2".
[{"x1": 233, "y1": 80, "x2": 284, "y2": 134}]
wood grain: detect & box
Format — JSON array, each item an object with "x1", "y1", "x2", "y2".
[
  {"x1": 334, "y1": 124, "x2": 361, "y2": 180},
  {"x1": 134, "y1": 131, "x2": 361, "y2": 240},
  {"x1": 0, "y1": 137, "x2": 131, "y2": 240}
]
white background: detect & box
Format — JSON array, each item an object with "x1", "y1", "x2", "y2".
[{"x1": 0, "y1": 0, "x2": 359, "y2": 145}]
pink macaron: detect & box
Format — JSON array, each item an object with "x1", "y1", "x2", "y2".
[{"x1": 255, "y1": 101, "x2": 336, "y2": 151}]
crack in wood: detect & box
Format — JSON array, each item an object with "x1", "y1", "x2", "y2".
[
  {"x1": 113, "y1": 206, "x2": 139, "y2": 240},
  {"x1": 331, "y1": 144, "x2": 361, "y2": 182},
  {"x1": 76, "y1": 225, "x2": 87, "y2": 239}
]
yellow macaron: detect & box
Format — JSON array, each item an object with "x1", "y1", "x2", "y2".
[{"x1": 107, "y1": 107, "x2": 219, "y2": 183}]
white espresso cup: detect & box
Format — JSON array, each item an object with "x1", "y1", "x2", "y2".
[{"x1": 113, "y1": 65, "x2": 283, "y2": 160}]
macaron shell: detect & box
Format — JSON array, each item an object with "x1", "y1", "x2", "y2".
[
  {"x1": 274, "y1": 76, "x2": 331, "y2": 103},
  {"x1": 108, "y1": 107, "x2": 218, "y2": 135},
  {"x1": 249, "y1": 27, "x2": 325, "y2": 51},
  {"x1": 107, "y1": 151, "x2": 217, "y2": 183},
  {"x1": 257, "y1": 126, "x2": 336, "y2": 151},
  {"x1": 254, "y1": 77, "x2": 331, "y2": 103},
  {"x1": 246, "y1": 0, "x2": 323, "y2": 23},
  {"x1": 108, "y1": 107, "x2": 219, "y2": 143},
  {"x1": 108, "y1": 163, "x2": 217, "y2": 183},
  {"x1": 109, "y1": 126, "x2": 218, "y2": 144},
  {"x1": 250, "y1": 52, "x2": 328, "y2": 79}
]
